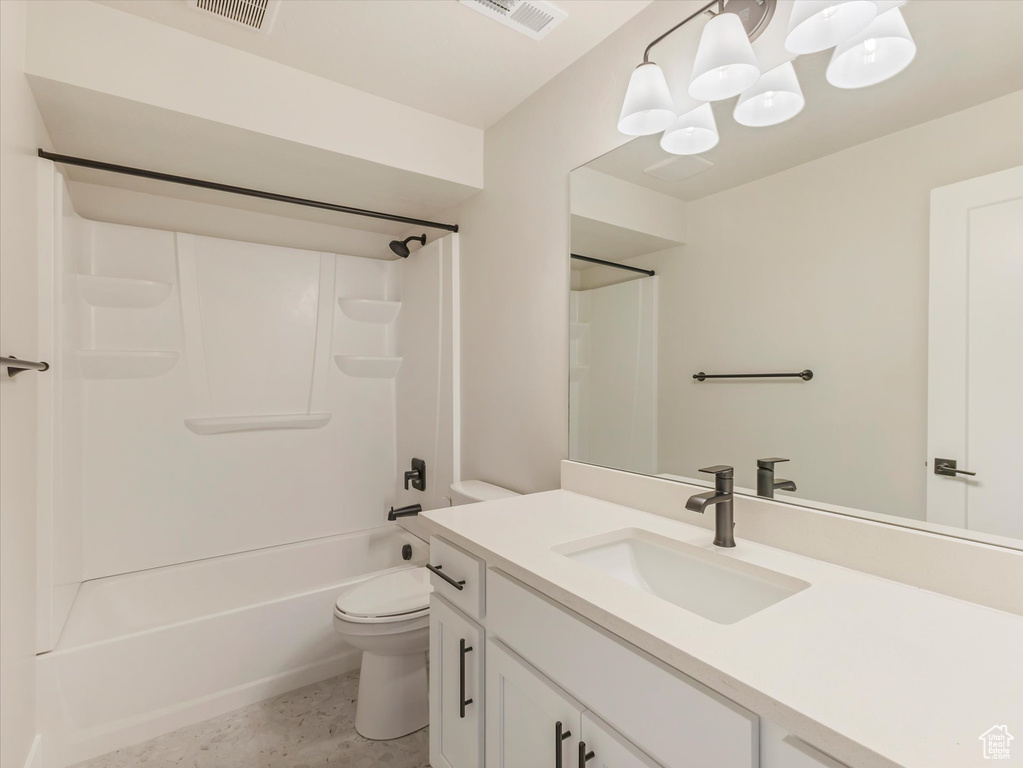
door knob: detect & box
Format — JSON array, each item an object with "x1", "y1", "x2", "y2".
[{"x1": 934, "y1": 458, "x2": 977, "y2": 477}]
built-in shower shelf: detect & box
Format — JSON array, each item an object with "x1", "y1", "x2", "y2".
[
  {"x1": 570, "y1": 322, "x2": 589, "y2": 339},
  {"x1": 570, "y1": 365, "x2": 589, "y2": 383},
  {"x1": 78, "y1": 350, "x2": 179, "y2": 380},
  {"x1": 337, "y1": 298, "x2": 401, "y2": 323},
  {"x1": 78, "y1": 275, "x2": 173, "y2": 308},
  {"x1": 334, "y1": 355, "x2": 403, "y2": 379},
  {"x1": 183, "y1": 413, "x2": 332, "y2": 435}
]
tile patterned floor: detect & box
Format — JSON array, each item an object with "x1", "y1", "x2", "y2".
[{"x1": 71, "y1": 670, "x2": 430, "y2": 767}]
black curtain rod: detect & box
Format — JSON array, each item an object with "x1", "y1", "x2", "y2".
[
  {"x1": 38, "y1": 150, "x2": 459, "y2": 233},
  {"x1": 571, "y1": 253, "x2": 655, "y2": 277}
]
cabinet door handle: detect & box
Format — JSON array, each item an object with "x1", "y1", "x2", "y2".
[
  {"x1": 427, "y1": 563, "x2": 465, "y2": 591},
  {"x1": 459, "y1": 638, "x2": 473, "y2": 718},
  {"x1": 555, "y1": 721, "x2": 572, "y2": 768},
  {"x1": 579, "y1": 741, "x2": 595, "y2": 764}
]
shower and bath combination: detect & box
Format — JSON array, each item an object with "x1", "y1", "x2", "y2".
[{"x1": 389, "y1": 234, "x2": 427, "y2": 258}]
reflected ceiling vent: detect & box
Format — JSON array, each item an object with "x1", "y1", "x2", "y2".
[
  {"x1": 643, "y1": 155, "x2": 714, "y2": 183},
  {"x1": 459, "y1": 0, "x2": 567, "y2": 41},
  {"x1": 189, "y1": 0, "x2": 280, "y2": 33}
]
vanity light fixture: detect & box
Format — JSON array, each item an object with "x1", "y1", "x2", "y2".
[
  {"x1": 618, "y1": 62, "x2": 677, "y2": 136},
  {"x1": 733, "y1": 60, "x2": 805, "y2": 127},
  {"x1": 661, "y1": 103, "x2": 720, "y2": 155},
  {"x1": 617, "y1": 0, "x2": 915, "y2": 154},
  {"x1": 826, "y1": 7, "x2": 916, "y2": 89},
  {"x1": 784, "y1": 0, "x2": 878, "y2": 54},
  {"x1": 688, "y1": 11, "x2": 762, "y2": 101}
]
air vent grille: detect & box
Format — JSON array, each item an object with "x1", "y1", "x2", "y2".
[
  {"x1": 191, "y1": 0, "x2": 278, "y2": 32},
  {"x1": 459, "y1": 0, "x2": 567, "y2": 41}
]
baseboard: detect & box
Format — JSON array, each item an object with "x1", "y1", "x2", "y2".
[{"x1": 41, "y1": 650, "x2": 359, "y2": 768}]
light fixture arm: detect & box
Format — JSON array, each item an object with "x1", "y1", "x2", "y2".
[{"x1": 643, "y1": 0, "x2": 722, "y2": 63}]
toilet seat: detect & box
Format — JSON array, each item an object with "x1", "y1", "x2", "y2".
[{"x1": 334, "y1": 566, "x2": 432, "y2": 624}]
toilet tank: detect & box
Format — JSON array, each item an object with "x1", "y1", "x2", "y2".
[{"x1": 449, "y1": 480, "x2": 519, "y2": 506}]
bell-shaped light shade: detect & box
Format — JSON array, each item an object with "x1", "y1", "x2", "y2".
[
  {"x1": 660, "y1": 103, "x2": 719, "y2": 156},
  {"x1": 618, "y1": 63, "x2": 676, "y2": 136},
  {"x1": 785, "y1": 0, "x2": 878, "y2": 54},
  {"x1": 688, "y1": 13, "x2": 761, "y2": 102},
  {"x1": 733, "y1": 61, "x2": 805, "y2": 127},
  {"x1": 826, "y1": 8, "x2": 916, "y2": 89}
]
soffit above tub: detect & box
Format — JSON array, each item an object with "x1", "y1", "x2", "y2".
[
  {"x1": 89, "y1": 0, "x2": 653, "y2": 130},
  {"x1": 588, "y1": 0, "x2": 1023, "y2": 201}
]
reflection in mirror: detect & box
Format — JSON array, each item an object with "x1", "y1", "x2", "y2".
[{"x1": 569, "y1": 0, "x2": 1023, "y2": 547}]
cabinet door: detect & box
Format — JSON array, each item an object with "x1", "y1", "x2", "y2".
[
  {"x1": 579, "y1": 712, "x2": 664, "y2": 768},
  {"x1": 486, "y1": 638, "x2": 584, "y2": 768},
  {"x1": 430, "y1": 595, "x2": 484, "y2": 768}
]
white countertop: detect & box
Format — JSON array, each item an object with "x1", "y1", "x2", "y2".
[{"x1": 422, "y1": 489, "x2": 1023, "y2": 768}]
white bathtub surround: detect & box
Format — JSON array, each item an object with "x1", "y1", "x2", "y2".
[
  {"x1": 332, "y1": 566, "x2": 433, "y2": 740},
  {"x1": 37, "y1": 528, "x2": 427, "y2": 768},
  {"x1": 420, "y1": 491, "x2": 1023, "y2": 768},
  {"x1": 68, "y1": 670, "x2": 430, "y2": 768}
]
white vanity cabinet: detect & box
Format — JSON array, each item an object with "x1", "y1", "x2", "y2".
[
  {"x1": 486, "y1": 639, "x2": 585, "y2": 768},
  {"x1": 429, "y1": 536, "x2": 838, "y2": 768},
  {"x1": 486, "y1": 640, "x2": 661, "y2": 768},
  {"x1": 429, "y1": 595, "x2": 485, "y2": 768}
]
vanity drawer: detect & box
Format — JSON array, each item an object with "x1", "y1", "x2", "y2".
[
  {"x1": 429, "y1": 536, "x2": 486, "y2": 620},
  {"x1": 487, "y1": 569, "x2": 757, "y2": 768}
]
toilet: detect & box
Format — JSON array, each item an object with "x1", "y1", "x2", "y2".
[{"x1": 333, "y1": 480, "x2": 519, "y2": 740}]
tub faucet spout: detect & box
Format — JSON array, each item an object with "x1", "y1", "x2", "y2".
[{"x1": 388, "y1": 504, "x2": 422, "y2": 521}]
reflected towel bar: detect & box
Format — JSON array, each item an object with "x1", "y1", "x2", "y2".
[
  {"x1": 694, "y1": 369, "x2": 813, "y2": 381},
  {"x1": 2, "y1": 356, "x2": 50, "y2": 377}
]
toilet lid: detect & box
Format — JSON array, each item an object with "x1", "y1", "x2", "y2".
[{"x1": 335, "y1": 566, "x2": 432, "y2": 619}]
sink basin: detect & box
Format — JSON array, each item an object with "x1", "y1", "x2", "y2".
[{"x1": 555, "y1": 529, "x2": 809, "y2": 625}]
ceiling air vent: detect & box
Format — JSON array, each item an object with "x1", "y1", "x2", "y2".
[
  {"x1": 459, "y1": 0, "x2": 567, "y2": 41},
  {"x1": 189, "y1": 0, "x2": 280, "y2": 33}
]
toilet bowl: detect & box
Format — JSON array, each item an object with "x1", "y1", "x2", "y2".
[{"x1": 333, "y1": 566, "x2": 433, "y2": 740}]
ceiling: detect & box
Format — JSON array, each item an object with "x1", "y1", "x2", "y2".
[
  {"x1": 90, "y1": 0, "x2": 652, "y2": 130},
  {"x1": 584, "y1": 0, "x2": 1023, "y2": 201}
]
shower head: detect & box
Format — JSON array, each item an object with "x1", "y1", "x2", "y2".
[{"x1": 389, "y1": 234, "x2": 427, "y2": 259}]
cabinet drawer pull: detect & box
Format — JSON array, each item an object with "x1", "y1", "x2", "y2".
[
  {"x1": 555, "y1": 721, "x2": 572, "y2": 768},
  {"x1": 427, "y1": 563, "x2": 465, "y2": 591},
  {"x1": 579, "y1": 741, "x2": 595, "y2": 764},
  {"x1": 459, "y1": 638, "x2": 474, "y2": 718}
]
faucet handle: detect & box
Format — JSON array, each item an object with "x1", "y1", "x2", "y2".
[
  {"x1": 698, "y1": 465, "x2": 733, "y2": 477},
  {"x1": 757, "y1": 457, "x2": 789, "y2": 468}
]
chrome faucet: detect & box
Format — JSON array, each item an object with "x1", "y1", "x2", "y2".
[
  {"x1": 756, "y1": 457, "x2": 797, "y2": 499},
  {"x1": 685, "y1": 465, "x2": 736, "y2": 548}
]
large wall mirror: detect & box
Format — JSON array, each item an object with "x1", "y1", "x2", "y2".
[{"x1": 569, "y1": 0, "x2": 1023, "y2": 548}]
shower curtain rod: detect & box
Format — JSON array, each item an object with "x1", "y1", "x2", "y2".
[
  {"x1": 571, "y1": 253, "x2": 655, "y2": 277},
  {"x1": 37, "y1": 150, "x2": 460, "y2": 233}
]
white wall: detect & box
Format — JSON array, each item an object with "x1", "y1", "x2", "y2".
[
  {"x1": 448, "y1": 1, "x2": 702, "y2": 493},
  {"x1": 577, "y1": 91, "x2": 1023, "y2": 518},
  {"x1": 0, "y1": 1, "x2": 52, "y2": 765}
]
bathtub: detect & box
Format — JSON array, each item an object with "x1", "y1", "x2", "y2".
[{"x1": 36, "y1": 526, "x2": 427, "y2": 768}]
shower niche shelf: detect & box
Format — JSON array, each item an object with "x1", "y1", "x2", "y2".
[
  {"x1": 78, "y1": 350, "x2": 179, "y2": 380},
  {"x1": 337, "y1": 298, "x2": 401, "y2": 324},
  {"x1": 334, "y1": 355, "x2": 403, "y2": 379},
  {"x1": 184, "y1": 413, "x2": 332, "y2": 435},
  {"x1": 78, "y1": 275, "x2": 173, "y2": 308}
]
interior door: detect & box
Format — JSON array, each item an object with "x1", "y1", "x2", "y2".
[
  {"x1": 927, "y1": 165, "x2": 1023, "y2": 537},
  {"x1": 430, "y1": 595, "x2": 484, "y2": 768},
  {"x1": 486, "y1": 639, "x2": 583, "y2": 768}
]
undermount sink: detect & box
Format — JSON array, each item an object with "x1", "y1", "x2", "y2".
[{"x1": 555, "y1": 529, "x2": 809, "y2": 625}]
